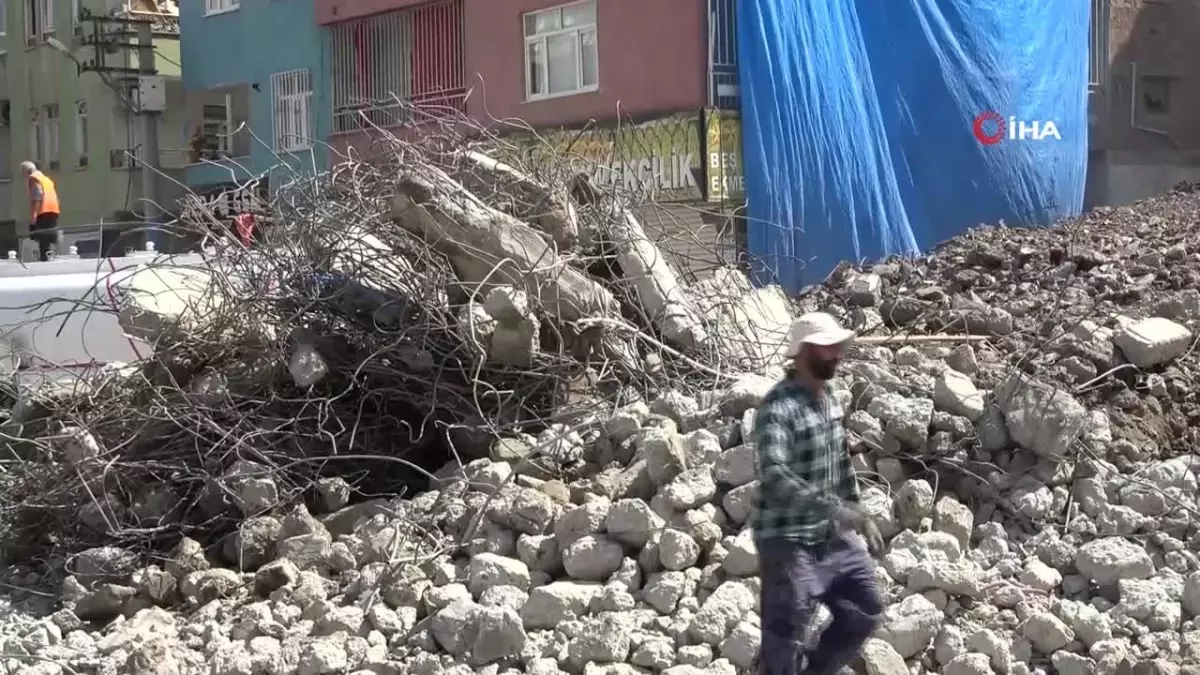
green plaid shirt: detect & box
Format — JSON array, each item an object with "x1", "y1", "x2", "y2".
[{"x1": 752, "y1": 375, "x2": 859, "y2": 544}]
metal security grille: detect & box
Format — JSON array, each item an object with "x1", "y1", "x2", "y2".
[
  {"x1": 271, "y1": 69, "x2": 314, "y2": 152},
  {"x1": 329, "y1": 0, "x2": 464, "y2": 133},
  {"x1": 707, "y1": 0, "x2": 739, "y2": 110}
]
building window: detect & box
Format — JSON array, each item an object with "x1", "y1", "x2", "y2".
[
  {"x1": 201, "y1": 104, "x2": 230, "y2": 157},
  {"x1": 523, "y1": 0, "x2": 598, "y2": 101},
  {"x1": 28, "y1": 105, "x2": 59, "y2": 170},
  {"x1": 0, "y1": 0, "x2": 8, "y2": 39},
  {"x1": 271, "y1": 69, "x2": 313, "y2": 153},
  {"x1": 25, "y1": 0, "x2": 53, "y2": 42},
  {"x1": 1140, "y1": 75, "x2": 1171, "y2": 116},
  {"x1": 28, "y1": 108, "x2": 39, "y2": 166},
  {"x1": 43, "y1": 103, "x2": 58, "y2": 169},
  {"x1": 0, "y1": 118, "x2": 11, "y2": 181},
  {"x1": 75, "y1": 99, "x2": 87, "y2": 167},
  {"x1": 204, "y1": 0, "x2": 238, "y2": 16}
]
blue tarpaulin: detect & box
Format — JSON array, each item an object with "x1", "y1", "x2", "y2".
[{"x1": 737, "y1": 0, "x2": 1089, "y2": 290}]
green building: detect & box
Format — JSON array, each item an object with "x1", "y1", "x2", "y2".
[{"x1": 0, "y1": 0, "x2": 187, "y2": 250}]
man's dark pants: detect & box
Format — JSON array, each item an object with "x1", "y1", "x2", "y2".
[
  {"x1": 30, "y1": 212, "x2": 59, "y2": 261},
  {"x1": 759, "y1": 533, "x2": 883, "y2": 675}
]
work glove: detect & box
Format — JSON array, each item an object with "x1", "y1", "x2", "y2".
[{"x1": 834, "y1": 502, "x2": 885, "y2": 556}]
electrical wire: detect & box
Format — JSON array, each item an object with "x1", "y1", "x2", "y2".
[
  {"x1": 153, "y1": 48, "x2": 180, "y2": 68},
  {"x1": 87, "y1": 57, "x2": 138, "y2": 214}
]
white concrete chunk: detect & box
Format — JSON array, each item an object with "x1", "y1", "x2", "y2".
[{"x1": 1114, "y1": 317, "x2": 1192, "y2": 367}]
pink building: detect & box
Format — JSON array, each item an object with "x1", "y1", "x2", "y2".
[{"x1": 316, "y1": 0, "x2": 713, "y2": 155}]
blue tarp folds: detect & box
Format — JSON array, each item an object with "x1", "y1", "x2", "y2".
[{"x1": 738, "y1": 0, "x2": 1090, "y2": 290}]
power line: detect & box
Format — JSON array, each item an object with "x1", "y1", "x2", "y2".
[
  {"x1": 154, "y1": 48, "x2": 180, "y2": 68},
  {"x1": 66, "y1": 11, "x2": 166, "y2": 225},
  {"x1": 45, "y1": 37, "x2": 135, "y2": 109}
]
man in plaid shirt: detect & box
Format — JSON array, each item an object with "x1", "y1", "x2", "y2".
[{"x1": 754, "y1": 312, "x2": 884, "y2": 675}]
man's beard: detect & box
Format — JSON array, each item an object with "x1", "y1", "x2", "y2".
[{"x1": 806, "y1": 355, "x2": 839, "y2": 380}]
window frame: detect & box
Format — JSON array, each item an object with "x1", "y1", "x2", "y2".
[
  {"x1": 25, "y1": 0, "x2": 54, "y2": 43},
  {"x1": 1140, "y1": 75, "x2": 1172, "y2": 116},
  {"x1": 74, "y1": 99, "x2": 87, "y2": 167},
  {"x1": 43, "y1": 103, "x2": 58, "y2": 169},
  {"x1": 522, "y1": 0, "x2": 598, "y2": 102},
  {"x1": 28, "y1": 107, "x2": 40, "y2": 166},
  {"x1": 201, "y1": 103, "x2": 231, "y2": 156},
  {"x1": 203, "y1": 0, "x2": 239, "y2": 17},
  {"x1": 271, "y1": 69, "x2": 314, "y2": 153}
]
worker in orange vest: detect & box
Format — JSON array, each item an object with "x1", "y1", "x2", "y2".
[{"x1": 21, "y1": 160, "x2": 59, "y2": 261}]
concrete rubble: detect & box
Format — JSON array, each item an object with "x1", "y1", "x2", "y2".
[
  {"x1": 6, "y1": 153, "x2": 1200, "y2": 675},
  {"x1": 118, "y1": 266, "x2": 222, "y2": 344}
]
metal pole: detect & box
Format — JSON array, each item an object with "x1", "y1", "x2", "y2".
[{"x1": 136, "y1": 22, "x2": 161, "y2": 245}]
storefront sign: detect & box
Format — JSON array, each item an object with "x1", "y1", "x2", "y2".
[
  {"x1": 505, "y1": 112, "x2": 706, "y2": 202},
  {"x1": 503, "y1": 111, "x2": 746, "y2": 204},
  {"x1": 704, "y1": 109, "x2": 745, "y2": 202},
  {"x1": 185, "y1": 178, "x2": 269, "y2": 221}
]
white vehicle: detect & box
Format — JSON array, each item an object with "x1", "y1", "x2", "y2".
[{"x1": 0, "y1": 245, "x2": 205, "y2": 379}]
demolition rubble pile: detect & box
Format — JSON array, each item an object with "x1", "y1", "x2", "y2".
[
  {"x1": 0, "y1": 129, "x2": 798, "y2": 557},
  {"x1": 4, "y1": 153, "x2": 1200, "y2": 674}
]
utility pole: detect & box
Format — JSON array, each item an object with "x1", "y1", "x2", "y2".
[
  {"x1": 76, "y1": 9, "x2": 169, "y2": 244},
  {"x1": 136, "y1": 22, "x2": 161, "y2": 230}
]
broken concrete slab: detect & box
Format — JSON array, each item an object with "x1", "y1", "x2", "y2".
[
  {"x1": 605, "y1": 207, "x2": 709, "y2": 351},
  {"x1": 1113, "y1": 317, "x2": 1193, "y2": 368},
  {"x1": 994, "y1": 371, "x2": 1088, "y2": 459},
  {"x1": 390, "y1": 166, "x2": 618, "y2": 323},
  {"x1": 692, "y1": 274, "x2": 793, "y2": 370},
  {"x1": 490, "y1": 317, "x2": 540, "y2": 368},
  {"x1": 933, "y1": 369, "x2": 985, "y2": 420},
  {"x1": 118, "y1": 267, "x2": 221, "y2": 344}
]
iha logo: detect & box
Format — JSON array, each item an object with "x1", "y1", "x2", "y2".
[{"x1": 972, "y1": 111, "x2": 1062, "y2": 145}]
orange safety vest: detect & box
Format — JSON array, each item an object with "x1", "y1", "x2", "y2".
[{"x1": 29, "y1": 171, "x2": 59, "y2": 218}]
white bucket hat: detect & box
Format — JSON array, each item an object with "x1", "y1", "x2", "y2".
[{"x1": 785, "y1": 312, "x2": 855, "y2": 357}]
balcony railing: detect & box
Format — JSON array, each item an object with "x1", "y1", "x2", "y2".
[
  {"x1": 79, "y1": 6, "x2": 180, "y2": 35},
  {"x1": 329, "y1": 0, "x2": 466, "y2": 133},
  {"x1": 108, "y1": 147, "x2": 233, "y2": 170},
  {"x1": 124, "y1": 10, "x2": 180, "y2": 35},
  {"x1": 109, "y1": 140, "x2": 247, "y2": 173}
]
